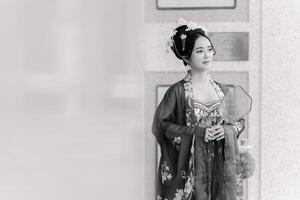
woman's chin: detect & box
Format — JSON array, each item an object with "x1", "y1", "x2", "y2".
[{"x1": 195, "y1": 64, "x2": 212, "y2": 71}]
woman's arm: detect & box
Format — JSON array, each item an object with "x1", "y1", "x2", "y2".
[
  {"x1": 211, "y1": 119, "x2": 246, "y2": 141},
  {"x1": 215, "y1": 82, "x2": 246, "y2": 138}
]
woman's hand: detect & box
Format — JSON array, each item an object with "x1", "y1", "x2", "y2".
[
  {"x1": 204, "y1": 127, "x2": 215, "y2": 142},
  {"x1": 210, "y1": 125, "x2": 225, "y2": 141}
]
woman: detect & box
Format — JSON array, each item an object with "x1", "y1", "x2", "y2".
[{"x1": 152, "y1": 20, "x2": 245, "y2": 200}]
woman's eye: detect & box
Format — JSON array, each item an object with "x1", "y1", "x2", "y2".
[
  {"x1": 196, "y1": 50, "x2": 203, "y2": 53},
  {"x1": 208, "y1": 48, "x2": 213, "y2": 52}
]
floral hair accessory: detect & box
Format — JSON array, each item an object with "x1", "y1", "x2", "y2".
[
  {"x1": 177, "y1": 18, "x2": 187, "y2": 25},
  {"x1": 177, "y1": 18, "x2": 209, "y2": 33},
  {"x1": 167, "y1": 30, "x2": 177, "y2": 48},
  {"x1": 167, "y1": 39, "x2": 174, "y2": 48},
  {"x1": 169, "y1": 30, "x2": 178, "y2": 38},
  {"x1": 180, "y1": 34, "x2": 187, "y2": 40},
  {"x1": 185, "y1": 21, "x2": 208, "y2": 35}
]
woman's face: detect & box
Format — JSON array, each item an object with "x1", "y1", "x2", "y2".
[{"x1": 187, "y1": 36, "x2": 214, "y2": 71}]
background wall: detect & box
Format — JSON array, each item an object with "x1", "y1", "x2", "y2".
[
  {"x1": 261, "y1": 1, "x2": 300, "y2": 199},
  {"x1": 0, "y1": 0, "x2": 299, "y2": 200},
  {"x1": 144, "y1": 0, "x2": 249, "y2": 22}
]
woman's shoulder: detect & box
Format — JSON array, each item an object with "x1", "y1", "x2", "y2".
[
  {"x1": 160, "y1": 79, "x2": 185, "y2": 101},
  {"x1": 166, "y1": 78, "x2": 236, "y2": 94},
  {"x1": 166, "y1": 79, "x2": 185, "y2": 92},
  {"x1": 213, "y1": 80, "x2": 235, "y2": 94}
]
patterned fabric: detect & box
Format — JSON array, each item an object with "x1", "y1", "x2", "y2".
[
  {"x1": 152, "y1": 73, "x2": 245, "y2": 200},
  {"x1": 182, "y1": 74, "x2": 196, "y2": 200},
  {"x1": 182, "y1": 73, "x2": 227, "y2": 200}
]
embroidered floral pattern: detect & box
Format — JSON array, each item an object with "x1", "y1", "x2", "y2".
[
  {"x1": 171, "y1": 137, "x2": 181, "y2": 150},
  {"x1": 161, "y1": 161, "x2": 173, "y2": 184},
  {"x1": 182, "y1": 73, "x2": 225, "y2": 200},
  {"x1": 194, "y1": 102, "x2": 223, "y2": 127},
  {"x1": 234, "y1": 121, "x2": 243, "y2": 132},
  {"x1": 173, "y1": 189, "x2": 184, "y2": 200},
  {"x1": 182, "y1": 73, "x2": 197, "y2": 200},
  {"x1": 180, "y1": 170, "x2": 187, "y2": 178},
  {"x1": 157, "y1": 195, "x2": 168, "y2": 200},
  {"x1": 210, "y1": 79, "x2": 224, "y2": 99},
  {"x1": 183, "y1": 73, "x2": 196, "y2": 128},
  {"x1": 183, "y1": 175, "x2": 194, "y2": 196}
]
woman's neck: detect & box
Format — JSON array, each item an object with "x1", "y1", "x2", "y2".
[{"x1": 190, "y1": 69, "x2": 211, "y2": 85}]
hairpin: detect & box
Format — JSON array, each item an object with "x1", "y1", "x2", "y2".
[{"x1": 180, "y1": 34, "x2": 187, "y2": 51}]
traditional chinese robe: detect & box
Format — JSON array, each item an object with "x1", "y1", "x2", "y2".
[{"x1": 152, "y1": 76, "x2": 245, "y2": 200}]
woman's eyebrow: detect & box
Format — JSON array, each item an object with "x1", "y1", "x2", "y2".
[{"x1": 195, "y1": 46, "x2": 212, "y2": 50}]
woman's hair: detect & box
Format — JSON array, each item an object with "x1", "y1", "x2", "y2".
[{"x1": 170, "y1": 25, "x2": 216, "y2": 66}]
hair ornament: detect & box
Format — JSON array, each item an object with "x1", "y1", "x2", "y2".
[
  {"x1": 177, "y1": 18, "x2": 187, "y2": 25},
  {"x1": 167, "y1": 39, "x2": 174, "y2": 48},
  {"x1": 184, "y1": 64, "x2": 192, "y2": 71},
  {"x1": 180, "y1": 34, "x2": 187, "y2": 51},
  {"x1": 185, "y1": 21, "x2": 208, "y2": 35},
  {"x1": 169, "y1": 29, "x2": 178, "y2": 38},
  {"x1": 167, "y1": 30, "x2": 177, "y2": 48}
]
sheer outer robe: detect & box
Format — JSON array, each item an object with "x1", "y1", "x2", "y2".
[{"x1": 152, "y1": 79, "x2": 244, "y2": 200}]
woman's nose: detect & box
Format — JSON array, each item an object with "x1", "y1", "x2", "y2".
[{"x1": 203, "y1": 50, "x2": 208, "y2": 58}]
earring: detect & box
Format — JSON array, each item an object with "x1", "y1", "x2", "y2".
[{"x1": 185, "y1": 64, "x2": 191, "y2": 71}]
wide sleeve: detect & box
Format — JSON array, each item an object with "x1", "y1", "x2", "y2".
[
  {"x1": 151, "y1": 86, "x2": 204, "y2": 145},
  {"x1": 216, "y1": 82, "x2": 246, "y2": 138},
  {"x1": 235, "y1": 118, "x2": 246, "y2": 138},
  {"x1": 222, "y1": 118, "x2": 246, "y2": 139}
]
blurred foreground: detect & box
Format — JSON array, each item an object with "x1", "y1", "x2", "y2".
[{"x1": 0, "y1": 1, "x2": 143, "y2": 199}]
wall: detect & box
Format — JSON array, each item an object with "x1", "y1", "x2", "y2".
[{"x1": 261, "y1": 1, "x2": 300, "y2": 199}]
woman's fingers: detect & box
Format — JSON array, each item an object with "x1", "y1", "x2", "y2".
[
  {"x1": 213, "y1": 133, "x2": 224, "y2": 140},
  {"x1": 212, "y1": 132, "x2": 224, "y2": 140},
  {"x1": 211, "y1": 128, "x2": 223, "y2": 134},
  {"x1": 211, "y1": 126, "x2": 225, "y2": 140},
  {"x1": 205, "y1": 128, "x2": 214, "y2": 142},
  {"x1": 216, "y1": 135, "x2": 225, "y2": 141},
  {"x1": 211, "y1": 125, "x2": 222, "y2": 130},
  {"x1": 205, "y1": 126, "x2": 225, "y2": 142}
]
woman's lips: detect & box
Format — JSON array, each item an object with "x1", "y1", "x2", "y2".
[{"x1": 202, "y1": 61, "x2": 210, "y2": 64}]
